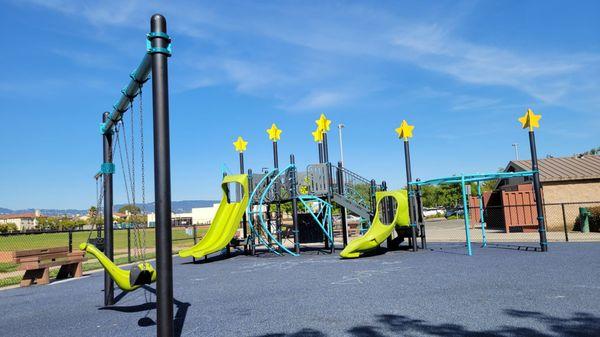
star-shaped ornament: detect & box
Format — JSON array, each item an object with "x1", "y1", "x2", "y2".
[
  {"x1": 315, "y1": 114, "x2": 331, "y2": 133},
  {"x1": 266, "y1": 123, "x2": 282, "y2": 142},
  {"x1": 233, "y1": 136, "x2": 248, "y2": 153},
  {"x1": 312, "y1": 127, "x2": 323, "y2": 143},
  {"x1": 395, "y1": 120, "x2": 414, "y2": 140},
  {"x1": 518, "y1": 108, "x2": 541, "y2": 131}
]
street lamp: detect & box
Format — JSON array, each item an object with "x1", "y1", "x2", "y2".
[
  {"x1": 512, "y1": 143, "x2": 519, "y2": 160},
  {"x1": 338, "y1": 124, "x2": 345, "y2": 166}
]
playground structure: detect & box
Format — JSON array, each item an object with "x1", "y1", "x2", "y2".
[
  {"x1": 80, "y1": 14, "x2": 176, "y2": 337},
  {"x1": 178, "y1": 118, "x2": 417, "y2": 260},
  {"x1": 74, "y1": 14, "x2": 550, "y2": 337},
  {"x1": 401, "y1": 109, "x2": 548, "y2": 256}
]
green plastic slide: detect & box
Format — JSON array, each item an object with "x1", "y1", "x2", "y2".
[
  {"x1": 79, "y1": 242, "x2": 157, "y2": 291},
  {"x1": 339, "y1": 190, "x2": 410, "y2": 259},
  {"x1": 178, "y1": 174, "x2": 249, "y2": 259}
]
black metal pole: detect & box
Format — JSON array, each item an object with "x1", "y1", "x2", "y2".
[
  {"x1": 529, "y1": 130, "x2": 548, "y2": 252},
  {"x1": 127, "y1": 227, "x2": 131, "y2": 262},
  {"x1": 415, "y1": 178, "x2": 426, "y2": 249},
  {"x1": 322, "y1": 132, "x2": 333, "y2": 251},
  {"x1": 68, "y1": 229, "x2": 73, "y2": 252},
  {"x1": 561, "y1": 203, "x2": 569, "y2": 242},
  {"x1": 403, "y1": 140, "x2": 418, "y2": 252},
  {"x1": 102, "y1": 112, "x2": 114, "y2": 306},
  {"x1": 337, "y1": 161, "x2": 348, "y2": 247},
  {"x1": 272, "y1": 142, "x2": 282, "y2": 249},
  {"x1": 150, "y1": 14, "x2": 174, "y2": 337},
  {"x1": 248, "y1": 168, "x2": 256, "y2": 255},
  {"x1": 290, "y1": 155, "x2": 300, "y2": 254},
  {"x1": 322, "y1": 132, "x2": 329, "y2": 164},
  {"x1": 369, "y1": 179, "x2": 377, "y2": 216},
  {"x1": 239, "y1": 152, "x2": 248, "y2": 253},
  {"x1": 318, "y1": 142, "x2": 324, "y2": 163}
]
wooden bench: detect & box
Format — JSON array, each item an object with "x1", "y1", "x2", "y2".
[{"x1": 2, "y1": 247, "x2": 84, "y2": 287}]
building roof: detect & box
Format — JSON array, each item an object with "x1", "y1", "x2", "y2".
[
  {"x1": 507, "y1": 155, "x2": 600, "y2": 183},
  {"x1": 0, "y1": 212, "x2": 41, "y2": 220}
]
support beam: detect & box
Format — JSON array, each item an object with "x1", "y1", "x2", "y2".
[
  {"x1": 290, "y1": 155, "x2": 300, "y2": 254},
  {"x1": 528, "y1": 131, "x2": 548, "y2": 252},
  {"x1": 403, "y1": 140, "x2": 418, "y2": 252},
  {"x1": 101, "y1": 55, "x2": 152, "y2": 134},
  {"x1": 150, "y1": 14, "x2": 174, "y2": 337},
  {"x1": 240, "y1": 152, "x2": 248, "y2": 253},
  {"x1": 102, "y1": 112, "x2": 114, "y2": 306}
]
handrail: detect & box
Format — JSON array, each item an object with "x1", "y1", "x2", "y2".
[
  {"x1": 257, "y1": 165, "x2": 298, "y2": 256},
  {"x1": 246, "y1": 169, "x2": 282, "y2": 255}
]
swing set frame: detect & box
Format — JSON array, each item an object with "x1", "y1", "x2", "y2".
[{"x1": 96, "y1": 14, "x2": 175, "y2": 337}]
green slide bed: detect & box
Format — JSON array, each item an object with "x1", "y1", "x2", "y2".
[
  {"x1": 178, "y1": 174, "x2": 249, "y2": 259},
  {"x1": 340, "y1": 190, "x2": 410, "y2": 258}
]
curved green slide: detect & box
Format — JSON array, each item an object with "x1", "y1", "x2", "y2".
[
  {"x1": 179, "y1": 174, "x2": 249, "y2": 259},
  {"x1": 79, "y1": 242, "x2": 157, "y2": 291},
  {"x1": 340, "y1": 190, "x2": 410, "y2": 259}
]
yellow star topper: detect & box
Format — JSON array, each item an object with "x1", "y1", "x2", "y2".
[
  {"x1": 395, "y1": 120, "x2": 414, "y2": 141},
  {"x1": 266, "y1": 123, "x2": 282, "y2": 142},
  {"x1": 311, "y1": 127, "x2": 323, "y2": 143},
  {"x1": 233, "y1": 136, "x2": 248, "y2": 153},
  {"x1": 518, "y1": 108, "x2": 542, "y2": 131},
  {"x1": 315, "y1": 113, "x2": 331, "y2": 133}
]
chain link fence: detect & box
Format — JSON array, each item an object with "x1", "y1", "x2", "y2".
[
  {"x1": 421, "y1": 201, "x2": 600, "y2": 253},
  {"x1": 0, "y1": 225, "x2": 208, "y2": 288}
]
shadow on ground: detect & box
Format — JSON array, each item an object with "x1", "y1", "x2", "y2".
[
  {"x1": 99, "y1": 285, "x2": 191, "y2": 337},
  {"x1": 254, "y1": 310, "x2": 600, "y2": 337}
]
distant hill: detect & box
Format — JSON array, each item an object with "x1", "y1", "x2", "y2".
[{"x1": 0, "y1": 200, "x2": 219, "y2": 216}]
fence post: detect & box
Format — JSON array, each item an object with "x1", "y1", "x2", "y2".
[
  {"x1": 192, "y1": 224, "x2": 197, "y2": 263},
  {"x1": 127, "y1": 227, "x2": 131, "y2": 263},
  {"x1": 337, "y1": 161, "x2": 348, "y2": 248},
  {"x1": 415, "y1": 179, "x2": 427, "y2": 249},
  {"x1": 68, "y1": 229, "x2": 73, "y2": 253},
  {"x1": 561, "y1": 203, "x2": 569, "y2": 242}
]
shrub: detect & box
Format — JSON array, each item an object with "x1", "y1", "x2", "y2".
[
  {"x1": 0, "y1": 222, "x2": 18, "y2": 233},
  {"x1": 573, "y1": 206, "x2": 600, "y2": 232}
]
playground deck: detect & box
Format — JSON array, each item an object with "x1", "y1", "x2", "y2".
[{"x1": 0, "y1": 243, "x2": 599, "y2": 337}]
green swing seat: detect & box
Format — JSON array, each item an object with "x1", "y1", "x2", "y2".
[{"x1": 79, "y1": 243, "x2": 157, "y2": 292}]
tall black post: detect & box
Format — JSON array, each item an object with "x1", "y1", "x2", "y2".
[
  {"x1": 248, "y1": 169, "x2": 256, "y2": 255},
  {"x1": 239, "y1": 152, "x2": 248, "y2": 253},
  {"x1": 102, "y1": 112, "x2": 114, "y2": 306},
  {"x1": 318, "y1": 142, "x2": 324, "y2": 163},
  {"x1": 149, "y1": 14, "x2": 174, "y2": 337},
  {"x1": 369, "y1": 179, "x2": 377, "y2": 216},
  {"x1": 272, "y1": 142, "x2": 282, "y2": 249},
  {"x1": 529, "y1": 131, "x2": 548, "y2": 252},
  {"x1": 337, "y1": 161, "x2": 349, "y2": 247},
  {"x1": 415, "y1": 178, "x2": 426, "y2": 249},
  {"x1": 290, "y1": 155, "x2": 300, "y2": 254},
  {"x1": 403, "y1": 140, "x2": 418, "y2": 252},
  {"x1": 322, "y1": 132, "x2": 330, "y2": 164},
  {"x1": 322, "y1": 132, "x2": 333, "y2": 252}
]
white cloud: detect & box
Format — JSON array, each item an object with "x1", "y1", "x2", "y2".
[
  {"x1": 287, "y1": 91, "x2": 349, "y2": 111},
  {"x1": 18, "y1": 0, "x2": 600, "y2": 112}
]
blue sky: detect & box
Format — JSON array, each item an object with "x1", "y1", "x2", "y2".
[{"x1": 1, "y1": 0, "x2": 598, "y2": 209}]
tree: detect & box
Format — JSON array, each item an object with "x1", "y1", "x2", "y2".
[
  {"x1": 0, "y1": 222, "x2": 17, "y2": 233},
  {"x1": 88, "y1": 206, "x2": 98, "y2": 217},
  {"x1": 118, "y1": 204, "x2": 141, "y2": 215}
]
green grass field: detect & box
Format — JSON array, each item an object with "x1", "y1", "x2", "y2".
[
  {"x1": 0, "y1": 227, "x2": 209, "y2": 288},
  {"x1": 0, "y1": 227, "x2": 207, "y2": 252}
]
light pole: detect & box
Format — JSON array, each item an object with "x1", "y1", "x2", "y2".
[
  {"x1": 512, "y1": 143, "x2": 519, "y2": 160},
  {"x1": 338, "y1": 124, "x2": 345, "y2": 166}
]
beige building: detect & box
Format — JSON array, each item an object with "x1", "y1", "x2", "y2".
[
  {"x1": 0, "y1": 210, "x2": 42, "y2": 230},
  {"x1": 146, "y1": 203, "x2": 220, "y2": 227},
  {"x1": 502, "y1": 154, "x2": 600, "y2": 231}
]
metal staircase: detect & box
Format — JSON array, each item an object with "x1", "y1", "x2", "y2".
[{"x1": 306, "y1": 163, "x2": 382, "y2": 223}]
